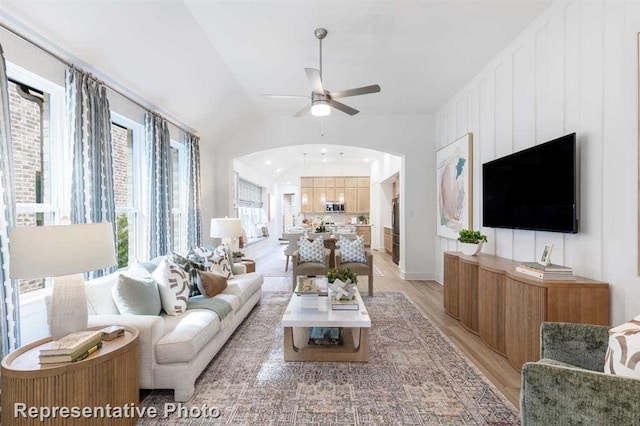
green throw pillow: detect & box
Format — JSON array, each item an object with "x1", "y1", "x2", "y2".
[{"x1": 112, "y1": 269, "x2": 161, "y2": 315}]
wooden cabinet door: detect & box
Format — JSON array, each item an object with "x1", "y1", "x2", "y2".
[
  {"x1": 356, "y1": 227, "x2": 371, "y2": 247},
  {"x1": 344, "y1": 188, "x2": 358, "y2": 213},
  {"x1": 325, "y1": 188, "x2": 336, "y2": 202},
  {"x1": 335, "y1": 187, "x2": 345, "y2": 203},
  {"x1": 478, "y1": 268, "x2": 507, "y2": 355},
  {"x1": 358, "y1": 177, "x2": 370, "y2": 187},
  {"x1": 443, "y1": 254, "x2": 459, "y2": 319},
  {"x1": 505, "y1": 277, "x2": 546, "y2": 370},
  {"x1": 301, "y1": 177, "x2": 313, "y2": 187},
  {"x1": 301, "y1": 188, "x2": 312, "y2": 213},
  {"x1": 313, "y1": 178, "x2": 325, "y2": 187},
  {"x1": 458, "y1": 260, "x2": 479, "y2": 334},
  {"x1": 334, "y1": 177, "x2": 345, "y2": 187},
  {"x1": 357, "y1": 187, "x2": 370, "y2": 213},
  {"x1": 345, "y1": 177, "x2": 358, "y2": 187},
  {"x1": 325, "y1": 177, "x2": 335, "y2": 187},
  {"x1": 313, "y1": 188, "x2": 325, "y2": 212}
]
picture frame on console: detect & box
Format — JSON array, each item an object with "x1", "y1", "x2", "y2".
[{"x1": 436, "y1": 133, "x2": 473, "y2": 239}]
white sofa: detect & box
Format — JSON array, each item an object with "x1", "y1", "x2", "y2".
[{"x1": 82, "y1": 260, "x2": 263, "y2": 401}]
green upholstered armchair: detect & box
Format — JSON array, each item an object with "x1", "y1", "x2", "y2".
[{"x1": 521, "y1": 322, "x2": 640, "y2": 425}]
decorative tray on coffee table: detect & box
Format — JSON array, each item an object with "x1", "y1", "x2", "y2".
[{"x1": 295, "y1": 276, "x2": 328, "y2": 297}]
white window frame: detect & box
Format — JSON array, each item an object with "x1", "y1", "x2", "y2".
[
  {"x1": 7, "y1": 62, "x2": 66, "y2": 293},
  {"x1": 111, "y1": 112, "x2": 144, "y2": 266}
]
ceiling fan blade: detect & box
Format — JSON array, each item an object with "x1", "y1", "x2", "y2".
[
  {"x1": 328, "y1": 99, "x2": 359, "y2": 116},
  {"x1": 304, "y1": 68, "x2": 324, "y2": 94},
  {"x1": 293, "y1": 104, "x2": 311, "y2": 118},
  {"x1": 261, "y1": 94, "x2": 310, "y2": 99},
  {"x1": 329, "y1": 84, "x2": 381, "y2": 99}
]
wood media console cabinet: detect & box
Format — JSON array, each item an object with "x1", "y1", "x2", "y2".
[{"x1": 443, "y1": 252, "x2": 609, "y2": 371}]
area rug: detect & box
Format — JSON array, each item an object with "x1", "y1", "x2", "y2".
[
  {"x1": 258, "y1": 255, "x2": 384, "y2": 278},
  {"x1": 138, "y1": 292, "x2": 519, "y2": 425}
]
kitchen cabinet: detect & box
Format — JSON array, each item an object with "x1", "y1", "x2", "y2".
[
  {"x1": 344, "y1": 188, "x2": 358, "y2": 213},
  {"x1": 384, "y1": 227, "x2": 392, "y2": 255},
  {"x1": 358, "y1": 177, "x2": 370, "y2": 187},
  {"x1": 355, "y1": 225, "x2": 371, "y2": 247},
  {"x1": 301, "y1": 176, "x2": 370, "y2": 213},
  {"x1": 313, "y1": 188, "x2": 325, "y2": 213},
  {"x1": 357, "y1": 187, "x2": 370, "y2": 212},
  {"x1": 301, "y1": 187, "x2": 312, "y2": 213}
]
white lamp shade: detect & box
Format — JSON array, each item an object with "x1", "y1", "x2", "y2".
[
  {"x1": 9, "y1": 222, "x2": 116, "y2": 279},
  {"x1": 210, "y1": 218, "x2": 242, "y2": 239}
]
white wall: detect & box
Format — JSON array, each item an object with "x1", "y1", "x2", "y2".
[
  {"x1": 434, "y1": 0, "x2": 640, "y2": 325},
  {"x1": 202, "y1": 114, "x2": 435, "y2": 279},
  {"x1": 370, "y1": 155, "x2": 401, "y2": 250}
]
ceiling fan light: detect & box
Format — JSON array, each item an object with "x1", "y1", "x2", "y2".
[{"x1": 311, "y1": 100, "x2": 331, "y2": 117}]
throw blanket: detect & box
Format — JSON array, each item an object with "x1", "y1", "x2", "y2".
[{"x1": 187, "y1": 296, "x2": 233, "y2": 320}]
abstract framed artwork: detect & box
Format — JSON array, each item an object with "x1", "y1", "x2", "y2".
[{"x1": 436, "y1": 133, "x2": 473, "y2": 239}]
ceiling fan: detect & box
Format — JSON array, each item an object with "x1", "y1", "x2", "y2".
[{"x1": 261, "y1": 28, "x2": 381, "y2": 117}]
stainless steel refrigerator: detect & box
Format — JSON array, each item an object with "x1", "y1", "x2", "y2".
[{"x1": 392, "y1": 197, "x2": 400, "y2": 265}]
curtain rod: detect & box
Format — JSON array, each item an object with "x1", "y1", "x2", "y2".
[{"x1": 0, "y1": 19, "x2": 197, "y2": 136}]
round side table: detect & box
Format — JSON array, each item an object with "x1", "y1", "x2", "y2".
[{"x1": 1, "y1": 326, "x2": 139, "y2": 425}]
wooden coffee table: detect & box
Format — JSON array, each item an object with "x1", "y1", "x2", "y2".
[{"x1": 281, "y1": 287, "x2": 371, "y2": 362}]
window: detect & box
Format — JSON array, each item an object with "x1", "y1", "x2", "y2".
[
  {"x1": 110, "y1": 113, "x2": 143, "y2": 268},
  {"x1": 7, "y1": 63, "x2": 65, "y2": 295},
  {"x1": 237, "y1": 178, "x2": 265, "y2": 239}
]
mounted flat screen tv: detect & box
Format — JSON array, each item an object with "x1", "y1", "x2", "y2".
[{"x1": 482, "y1": 133, "x2": 578, "y2": 233}]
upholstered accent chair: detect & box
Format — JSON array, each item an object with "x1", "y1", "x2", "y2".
[
  {"x1": 282, "y1": 232, "x2": 303, "y2": 272},
  {"x1": 520, "y1": 322, "x2": 640, "y2": 425},
  {"x1": 291, "y1": 246, "x2": 331, "y2": 291},
  {"x1": 334, "y1": 246, "x2": 374, "y2": 296}
]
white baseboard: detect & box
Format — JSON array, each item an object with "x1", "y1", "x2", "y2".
[{"x1": 399, "y1": 271, "x2": 437, "y2": 280}]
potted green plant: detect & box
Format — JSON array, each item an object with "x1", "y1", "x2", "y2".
[
  {"x1": 315, "y1": 225, "x2": 327, "y2": 233},
  {"x1": 327, "y1": 267, "x2": 357, "y2": 284},
  {"x1": 458, "y1": 229, "x2": 487, "y2": 256},
  {"x1": 232, "y1": 251, "x2": 245, "y2": 262},
  {"x1": 357, "y1": 215, "x2": 367, "y2": 224}
]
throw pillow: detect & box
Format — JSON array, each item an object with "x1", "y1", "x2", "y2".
[
  {"x1": 210, "y1": 244, "x2": 234, "y2": 279},
  {"x1": 340, "y1": 235, "x2": 367, "y2": 263},
  {"x1": 196, "y1": 270, "x2": 228, "y2": 298},
  {"x1": 171, "y1": 251, "x2": 206, "y2": 297},
  {"x1": 298, "y1": 236, "x2": 325, "y2": 263},
  {"x1": 604, "y1": 319, "x2": 640, "y2": 378},
  {"x1": 112, "y1": 264, "x2": 161, "y2": 315},
  {"x1": 152, "y1": 257, "x2": 191, "y2": 316}
]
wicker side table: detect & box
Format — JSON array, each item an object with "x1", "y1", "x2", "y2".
[{"x1": 1, "y1": 326, "x2": 139, "y2": 425}]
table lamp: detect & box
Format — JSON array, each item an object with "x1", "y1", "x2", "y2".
[
  {"x1": 9, "y1": 222, "x2": 116, "y2": 340},
  {"x1": 210, "y1": 218, "x2": 242, "y2": 253}
]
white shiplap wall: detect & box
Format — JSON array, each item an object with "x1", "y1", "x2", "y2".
[{"x1": 434, "y1": 0, "x2": 640, "y2": 325}]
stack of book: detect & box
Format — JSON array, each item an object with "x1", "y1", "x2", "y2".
[
  {"x1": 516, "y1": 262, "x2": 575, "y2": 280},
  {"x1": 331, "y1": 295, "x2": 359, "y2": 311},
  {"x1": 39, "y1": 330, "x2": 103, "y2": 366},
  {"x1": 308, "y1": 327, "x2": 343, "y2": 345}
]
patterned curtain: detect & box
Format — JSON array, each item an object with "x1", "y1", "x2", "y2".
[
  {"x1": 0, "y1": 44, "x2": 20, "y2": 354},
  {"x1": 66, "y1": 67, "x2": 117, "y2": 278},
  {"x1": 145, "y1": 112, "x2": 172, "y2": 258},
  {"x1": 185, "y1": 133, "x2": 201, "y2": 248}
]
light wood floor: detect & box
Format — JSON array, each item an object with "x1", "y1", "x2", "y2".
[{"x1": 242, "y1": 237, "x2": 522, "y2": 408}]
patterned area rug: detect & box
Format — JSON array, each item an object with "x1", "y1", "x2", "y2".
[{"x1": 139, "y1": 292, "x2": 519, "y2": 425}]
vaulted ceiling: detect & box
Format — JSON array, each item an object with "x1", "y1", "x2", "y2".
[{"x1": 0, "y1": 0, "x2": 552, "y2": 143}]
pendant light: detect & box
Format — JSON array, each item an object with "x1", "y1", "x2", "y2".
[
  {"x1": 320, "y1": 153, "x2": 326, "y2": 204},
  {"x1": 338, "y1": 152, "x2": 345, "y2": 204},
  {"x1": 301, "y1": 153, "x2": 308, "y2": 205}
]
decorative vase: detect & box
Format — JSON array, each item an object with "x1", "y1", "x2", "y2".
[{"x1": 460, "y1": 242, "x2": 483, "y2": 256}]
